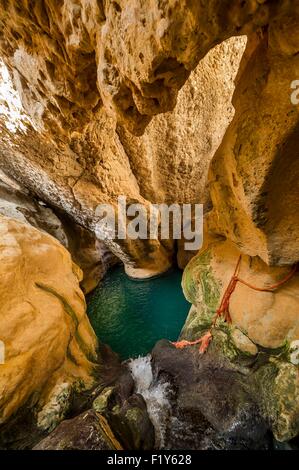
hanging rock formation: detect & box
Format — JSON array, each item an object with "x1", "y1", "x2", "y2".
[
  {"x1": 0, "y1": 1, "x2": 252, "y2": 276},
  {"x1": 0, "y1": 1, "x2": 297, "y2": 269},
  {"x1": 0, "y1": 170, "x2": 117, "y2": 293}
]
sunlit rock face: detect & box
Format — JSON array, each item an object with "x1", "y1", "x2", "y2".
[
  {"x1": 0, "y1": 0, "x2": 298, "y2": 448},
  {"x1": 0, "y1": 1, "x2": 248, "y2": 275},
  {"x1": 0, "y1": 1, "x2": 267, "y2": 135},
  {"x1": 96, "y1": 0, "x2": 269, "y2": 135},
  {"x1": 0, "y1": 171, "x2": 117, "y2": 294},
  {"x1": 0, "y1": 215, "x2": 98, "y2": 430},
  {"x1": 0, "y1": 1, "x2": 297, "y2": 272},
  {"x1": 0, "y1": 1, "x2": 297, "y2": 268},
  {"x1": 208, "y1": 8, "x2": 299, "y2": 266},
  {"x1": 0, "y1": 56, "x2": 173, "y2": 277}
]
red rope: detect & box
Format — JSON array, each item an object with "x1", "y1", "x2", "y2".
[{"x1": 172, "y1": 256, "x2": 297, "y2": 353}]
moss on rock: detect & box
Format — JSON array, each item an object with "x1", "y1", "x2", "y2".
[{"x1": 254, "y1": 359, "x2": 299, "y2": 441}]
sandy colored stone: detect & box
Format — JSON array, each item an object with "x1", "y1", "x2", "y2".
[
  {"x1": 0, "y1": 96, "x2": 174, "y2": 276},
  {"x1": 0, "y1": 215, "x2": 98, "y2": 428},
  {"x1": 0, "y1": 173, "x2": 117, "y2": 293},
  {"x1": 208, "y1": 4, "x2": 299, "y2": 265},
  {"x1": 0, "y1": 1, "x2": 269, "y2": 135},
  {"x1": 118, "y1": 37, "x2": 246, "y2": 206},
  {"x1": 0, "y1": 2, "x2": 296, "y2": 270},
  {"x1": 183, "y1": 237, "x2": 299, "y2": 349},
  {"x1": 0, "y1": 0, "x2": 298, "y2": 446},
  {"x1": 231, "y1": 328, "x2": 258, "y2": 356},
  {"x1": 0, "y1": 0, "x2": 274, "y2": 275},
  {"x1": 0, "y1": 30, "x2": 245, "y2": 275}
]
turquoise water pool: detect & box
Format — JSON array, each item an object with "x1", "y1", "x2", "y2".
[{"x1": 87, "y1": 266, "x2": 190, "y2": 360}]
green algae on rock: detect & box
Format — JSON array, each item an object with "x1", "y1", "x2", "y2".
[
  {"x1": 180, "y1": 239, "x2": 299, "y2": 441},
  {"x1": 253, "y1": 360, "x2": 299, "y2": 442},
  {"x1": 0, "y1": 216, "x2": 99, "y2": 433}
]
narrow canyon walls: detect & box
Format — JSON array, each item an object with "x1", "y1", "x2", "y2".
[
  {"x1": 0, "y1": 0, "x2": 299, "y2": 445},
  {"x1": 0, "y1": 0, "x2": 250, "y2": 275}
]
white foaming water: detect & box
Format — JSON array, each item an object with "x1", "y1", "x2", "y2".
[{"x1": 128, "y1": 355, "x2": 171, "y2": 449}]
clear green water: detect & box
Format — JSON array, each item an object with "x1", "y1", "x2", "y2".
[{"x1": 87, "y1": 266, "x2": 190, "y2": 360}]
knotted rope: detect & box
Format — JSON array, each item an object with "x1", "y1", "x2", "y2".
[{"x1": 172, "y1": 256, "x2": 297, "y2": 354}]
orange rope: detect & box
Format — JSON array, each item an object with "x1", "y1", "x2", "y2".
[
  {"x1": 172, "y1": 256, "x2": 297, "y2": 353},
  {"x1": 237, "y1": 263, "x2": 298, "y2": 292}
]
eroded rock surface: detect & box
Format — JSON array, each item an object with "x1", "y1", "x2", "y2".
[
  {"x1": 208, "y1": 12, "x2": 299, "y2": 265},
  {"x1": 0, "y1": 3, "x2": 249, "y2": 275},
  {"x1": 152, "y1": 340, "x2": 271, "y2": 450},
  {"x1": 0, "y1": 171, "x2": 117, "y2": 293},
  {"x1": 0, "y1": 215, "x2": 98, "y2": 431},
  {"x1": 181, "y1": 238, "x2": 299, "y2": 441},
  {"x1": 0, "y1": 0, "x2": 298, "y2": 448},
  {"x1": 0, "y1": 1, "x2": 268, "y2": 135},
  {"x1": 0, "y1": 1, "x2": 298, "y2": 272}
]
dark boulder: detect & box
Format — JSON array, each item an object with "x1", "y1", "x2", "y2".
[
  {"x1": 33, "y1": 410, "x2": 120, "y2": 450},
  {"x1": 151, "y1": 339, "x2": 271, "y2": 450}
]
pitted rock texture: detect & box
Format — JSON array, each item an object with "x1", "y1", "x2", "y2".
[
  {"x1": 96, "y1": 0, "x2": 270, "y2": 134},
  {"x1": 118, "y1": 37, "x2": 246, "y2": 206},
  {"x1": 0, "y1": 171, "x2": 117, "y2": 293},
  {"x1": 0, "y1": 215, "x2": 98, "y2": 429},
  {"x1": 208, "y1": 7, "x2": 299, "y2": 265},
  {"x1": 0, "y1": 0, "x2": 298, "y2": 447},
  {"x1": 183, "y1": 237, "x2": 299, "y2": 350},
  {"x1": 0, "y1": 25, "x2": 245, "y2": 274},
  {"x1": 0, "y1": 1, "x2": 297, "y2": 271},
  {"x1": 0, "y1": 1, "x2": 269, "y2": 135}
]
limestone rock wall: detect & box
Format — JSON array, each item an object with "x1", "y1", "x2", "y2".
[
  {"x1": 0, "y1": 215, "x2": 98, "y2": 429},
  {"x1": 0, "y1": 22, "x2": 246, "y2": 275},
  {"x1": 208, "y1": 8, "x2": 299, "y2": 266},
  {"x1": 0, "y1": 170, "x2": 117, "y2": 293},
  {"x1": 0, "y1": 1, "x2": 268, "y2": 135},
  {"x1": 118, "y1": 37, "x2": 246, "y2": 206},
  {"x1": 0, "y1": 1, "x2": 296, "y2": 268},
  {"x1": 0, "y1": 0, "x2": 298, "y2": 446},
  {"x1": 0, "y1": 0, "x2": 296, "y2": 273}
]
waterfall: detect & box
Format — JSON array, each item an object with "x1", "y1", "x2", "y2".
[{"x1": 128, "y1": 355, "x2": 171, "y2": 449}]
